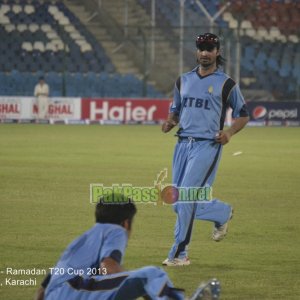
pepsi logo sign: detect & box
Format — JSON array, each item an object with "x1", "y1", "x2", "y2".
[{"x1": 252, "y1": 106, "x2": 267, "y2": 120}]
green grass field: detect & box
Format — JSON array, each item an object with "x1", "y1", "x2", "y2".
[{"x1": 0, "y1": 125, "x2": 299, "y2": 300}]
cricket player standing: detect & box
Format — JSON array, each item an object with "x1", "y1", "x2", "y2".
[
  {"x1": 34, "y1": 76, "x2": 49, "y2": 120},
  {"x1": 162, "y1": 33, "x2": 249, "y2": 266}
]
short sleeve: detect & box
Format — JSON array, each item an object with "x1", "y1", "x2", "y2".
[
  {"x1": 100, "y1": 228, "x2": 127, "y2": 264},
  {"x1": 170, "y1": 77, "x2": 181, "y2": 115},
  {"x1": 228, "y1": 84, "x2": 249, "y2": 118}
]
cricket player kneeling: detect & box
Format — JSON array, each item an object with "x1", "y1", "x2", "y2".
[{"x1": 35, "y1": 193, "x2": 220, "y2": 300}]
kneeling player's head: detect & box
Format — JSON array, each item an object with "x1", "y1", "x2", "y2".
[{"x1": 95, "y1": 193, "x2": 137, "y2": 232}]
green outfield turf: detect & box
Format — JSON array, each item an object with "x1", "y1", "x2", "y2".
[{"x1": 0, "y1": 125, "x2": 299, "y2": 300}]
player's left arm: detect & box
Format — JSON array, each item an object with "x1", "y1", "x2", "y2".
[
  {"x1": 216, "y1": 83, "x2": 249, "y2": 145},
  {"x1": 100, "y1": 257, "x2": 125, "y2": 274},
  {"x1": 99, "y1": 228, "x2": 128, "y2": 275},
  {"x1": 216, "y1": 116, "x2": 249, "y2": 145}
]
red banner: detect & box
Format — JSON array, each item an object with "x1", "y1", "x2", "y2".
[
  {"x1": 81, "y1": 98, "x2": 171, "y2": 122},
  {"x1": 0, "y1": 97, "x2": 81, "y2": 120}
]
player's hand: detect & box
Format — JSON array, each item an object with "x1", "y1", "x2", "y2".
[
  {"x1": 215, "y1": 130, "x2": 231, "y2": 145},
  {"x1": 100, "y1": 257, "x2": 124, "y2": 274},
  {"x1": 33, "y1": 287, "x2": 45, "y2": 300},
  {"x1": 162, "y1": 120, "x2": 177, "y2": 133}
]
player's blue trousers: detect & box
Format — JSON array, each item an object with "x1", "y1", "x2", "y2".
[
  {"x1": 168, "y1": 139, "x2": 232, "y2": 259},
  {"x1": 45, "y1": 266, "x2": 184, "y2": 300}
]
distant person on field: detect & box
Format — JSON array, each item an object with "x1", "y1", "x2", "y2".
[
  {"x1": 34, "y1": 76, "x2": 49, "y2": 120},
  {"x1": 34, "y1": 193, "x2": 220, "y2": 300}
]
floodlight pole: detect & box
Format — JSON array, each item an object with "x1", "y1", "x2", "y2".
[
  {"x1": 179, "y1": 0, "x2": 185, "y2": 75},
  {"x1": 235, "y1": 30, "x2": 241, "y2": 83},
  {"x1": 195, "y1": 0, "x2": 212, "y2": 30},
  {"x1": 225, "y1": 39, "x2": 231, "y2": 75},
  {"x1": 211, "y1": 2, "x2": 231, "y2": 32},
  {"x1": 124, "y1": 0, "x2": 128, "y2": 37},
  {"x1": 151, "y1": 0, "x2": 155, "y2": 64},
  {"x1": 195, "y1": 0, "x2": 230, "y2": 33},
  {"x1": 297, "y1": 84, "x2": 300, "y2": 100},
  {"x1": 138, "y1": 28, "x2": 148, "y2": 97},
  {"x1": 234, "y1": 18, "x2": 241, "y2": 83}
]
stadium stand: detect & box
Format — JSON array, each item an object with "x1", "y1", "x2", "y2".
[
  {"x1": 138, "y1": 0, "x2": 300, "y2": 100},
  {"x1": 139, "y1": 0, "x2": 227, "y2": 35},
  {"x1": 0, "y1": 0, "x2": 299, "y2": 99},
  {"x1": 228, "y1": 0, "x2": 300, "y2": 99},
  {"x1": 0, "y1": 0, "x2": 162, "y2": 97},
  {"x1": 0, "y1": 70, "x2": 162, "y2": 97}
]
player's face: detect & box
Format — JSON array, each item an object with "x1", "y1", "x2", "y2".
[{"x1": 196, "y1": 45, "x2": 219, "y2": 68}]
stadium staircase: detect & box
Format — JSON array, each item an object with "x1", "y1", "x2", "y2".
[
  {"x1": 67, "y1": 0, "x2": 187, "y2": 94},
  {"x1": 63, "y1": 0, "x2": 140, "y2": 75}
]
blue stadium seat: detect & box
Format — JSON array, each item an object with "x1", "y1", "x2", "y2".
[{"x1": 0, "y1": 0, "x2": 114, "y2": 74}]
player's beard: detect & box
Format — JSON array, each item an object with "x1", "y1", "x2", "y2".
[{"x1": 198, "y1": 57, "x2": 216, "y2": 69}]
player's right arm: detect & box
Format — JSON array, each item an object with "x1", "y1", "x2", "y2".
[
  {"x1": 162, "y1": 112, "x2": 179, "y2": 133},
  {"x1": 162, "y1": 77, "x2": 181, "y2": 133}
]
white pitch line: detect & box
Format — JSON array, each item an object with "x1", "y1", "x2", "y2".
[{"x1": 232, "y1": 151, "x2": 243, "y2": 156}]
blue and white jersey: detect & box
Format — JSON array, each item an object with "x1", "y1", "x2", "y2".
[
  {"x1": 170, "y1": 67, "x2": 248, "y2": 139},
  {"x1": 46, "y1": 223, "x2": 127, "y2": 294}
]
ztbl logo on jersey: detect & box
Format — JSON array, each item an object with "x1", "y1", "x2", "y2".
[
  {"x1": 182, "y1": 97, "x2": 210, "y2": 110},
  {"x1": 252, "y1": 106, "x2": 267, "y2": 120}
]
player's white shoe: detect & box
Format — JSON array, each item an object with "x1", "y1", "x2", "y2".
[
  {"x1": 212, "y1": 208, "x2": 233, "y2": 242},
  {"x1": 189, "y1": 278, "x2": 221, "y2": 300},
  {"x1": 162, "y1": 257, "x2": 190, "y2": 266}
]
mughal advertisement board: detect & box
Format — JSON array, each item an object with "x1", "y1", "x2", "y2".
[{"x1": 0, "y1": 97, "x2": 81, "y2": 120}]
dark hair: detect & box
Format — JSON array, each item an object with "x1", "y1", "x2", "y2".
[
  {"x1": 216, "y1": 55, "x2": 226, "y2": 67},
  {"x1": 39, "y1": 76, "x2": 45, "y2": 81},
  {"x1": 95, "y1": 194, "x2": 137, "y2": 229}
]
